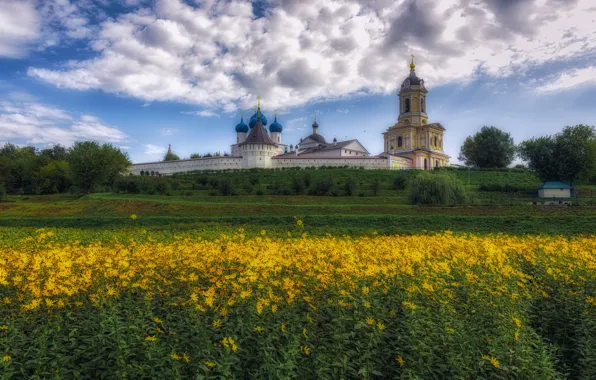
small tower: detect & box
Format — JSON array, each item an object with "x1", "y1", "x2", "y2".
[
  {"x1": 398, "y1": 54, "x2": 428, "y2": 126},
  {"x1": 235, "y1": 111, "x2": 249, "y2": 144},
  {"x1": 312, "y1": 113, "x2": 319, "y2": 135},
  {"x1": 269, "y1": 110, "x2": 283, "y2": 144},
  {"x1": 239, "y1": 112, "x2": 277, "y2": 169}
]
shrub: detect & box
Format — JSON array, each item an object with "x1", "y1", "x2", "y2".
[
  {"x1": 393, "y1": 173, "x2": 408, "y2": 190},
  {"x1": 309, "y1": 176, "x2": 334, "y2": 196},
  {"x1": 291, "y1": 175, "x2": 306, "y2": 195},
  {"x1": 343, "y1": 176, "x2": 356, "y2": 196},
  {"x1": 217, "y1": 179, "x2": 236, "y2": 196},
  {"x1": 0, "y1": 183, "x2": 6, "y2": 201},
  {"x1": 409, "y1": 172, "x2": 468, "y2": 205},
  {"x1": 371, "y1": 177, "x2": 381, "y2": 196}
]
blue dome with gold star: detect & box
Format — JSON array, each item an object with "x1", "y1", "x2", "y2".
[
  {"x1": 235, "y1": 117, "x2": 248, "y2": 133},
  {"x1": 269, "y1": 115, "x2": 283, "y2": 133},
  {"x1": 249, "y1": 108, "x2": 268, "y2": 129}
]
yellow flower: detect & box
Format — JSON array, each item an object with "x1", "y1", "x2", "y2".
[
  {"x1": 0, "y1": 325, "x2": 8, "y2": 331},
  {"x1": 377, "y1": 322, "x2": 385, "y2": 331},
  {"x1": 212, "y1": 319, "x2": 222, "y2": 327},
  {"x1": 254, "y1": 325, "x2": 264, "y2": 333},
  {"x1": 130, "y1": 214, "x2": 137, "y2": 221},
  {"x1": 145, "y1": 336, "x2": 157, "y2": 342},
  {"x1": 170, "y1": 353, "x2": 181, "y2": 360},
  {"x1": 301, "y1": 345, "x2": 311, "y2": 356},
  {"x1": 396, "y1": 355, "x2": 405, "y2": 367},
  {"x1": 204, "y1": 360, "x2": 216, "y2": 368},
  {"x1": 302, "y1": 328, "x2": 308, "y2": 339},
  {"x1": 153, "y1": 317, "x2": 163, "y2": 324},
  {"x1": 402, "y1": 301, "x2": 417, "y2": 310},
  {"x1": 296, "y1": 219, "x2": 303, "y2": 227},
  {"x1": 482, "y1": 355, "x2": 500, "y2": 368},
  {"x1": 281, "y1": 323, "x2": 286, "y2": 333},
  {"x1": 2, "y1": 355, "x2": 10, "y2": 363},
  {"x1": 260, "y1": 229, "x2": 266, "y2": 236},
  {"x1": 512, "y1": 316, "x2": 521, "y2": 328},
  {"x1": 366, "y1": 317, "x2": 375, "y2": 325},
  {"x1": 183, "y1": 353, "x2": 190, "y2": 363}
]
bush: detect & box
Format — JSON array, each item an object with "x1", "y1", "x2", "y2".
[
  {"x1": 343, "y1": 177, "x2": 356, "y2": 196},
  {"x1": 478, "y1": 183, "x2": 533, "y2": 193},
  {"x1": 393, "y1": 173, "x2": 409, "y2": 190},
  {"x1": 291, "y1": 175, "x2": 306, "y2": 195},
  {"x1": 0, "y1": 183, "x2": 6, "y2": 201},
  {"x1": 371, "y1": 177, "x2": 381, "y2": 196},
  {"x1": 217, "y1": 179, "x2": 236, "y2": 196},
  {"x1": 409, "y1": 172, "x2": 468, "y2": 205},
  {"x1": 309, "y1": 176, "x2": 334, "y2": 196}
]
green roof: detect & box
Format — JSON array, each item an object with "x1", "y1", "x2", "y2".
[{"x1": 537, "y1": 181, "x2": 573, "y2": 190}]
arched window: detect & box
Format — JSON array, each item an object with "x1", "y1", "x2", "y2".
[
  {"x1": 405, "y1": 98, "x2": 410, "y2": 113},
  {"x1": 434, "y1": 136, "x2": 437, "y2": 146},
  {"x1": 421, "y1": 98, "x2": 426, "y2": 113},
  {"x1": 435, "y1": 160, "x2": 439, "y2": 168},
  {"x1": 424, "y1": 158, "x2": 428, "y2": 170},
  {"x1": 398, "y1": 136, "x2": 403, "y2": 148}
]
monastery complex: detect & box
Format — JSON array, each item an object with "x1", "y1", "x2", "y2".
[{"x1": 129, "y1": 56, "x2": 450, "y2": 175}]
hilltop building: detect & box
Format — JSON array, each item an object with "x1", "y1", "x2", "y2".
[{"x1": 129, "y1": 56, "x2": 449, "y2": 175}]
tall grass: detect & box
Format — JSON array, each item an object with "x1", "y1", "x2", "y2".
[{"x1": 409, "y1": 172, "x2": 468, "y2": 205}]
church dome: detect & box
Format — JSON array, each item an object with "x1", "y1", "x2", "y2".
[
  {"x1": 269, "y1": 115, "x2": 283, "y2": 133},
  {"x1": 235, "y1": 117, "x2": 248, "y2": 133},
  {"x1": 307, "y1": 133, "x2": 326, "y2": 144},
  {"x1": 249, "y1": 108, "x2": 268, "y2": 128},
  {"x1": 402, "y1": 73, "x2": 424, "y2": 87}
]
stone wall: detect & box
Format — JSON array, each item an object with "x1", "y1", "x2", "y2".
[
  {"x1": 129, "y1": 157, "x2": 243, "y2": 175},
  {"x1": 272, "y1": 156, "x2": 390, "y2": 169}
]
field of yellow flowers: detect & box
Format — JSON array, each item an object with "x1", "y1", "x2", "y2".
[{"x1": 0, "y1": 227, "x2": 595, "y2": 379}]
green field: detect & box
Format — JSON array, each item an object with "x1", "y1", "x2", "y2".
[{"x1": 1, "y1": 168, "x2": 595, "y2": 236}]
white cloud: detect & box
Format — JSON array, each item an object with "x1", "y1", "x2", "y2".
[
  {"x1": 337, "y1": 108, "x2": 350, "y2": 114},
  {"x1": 183, "y1": 110, "x2": 221, "y2": 118},
  {"x1": 144, "y1": 144, "x2": 167, "y2": 155},
  {"x1": 0, "y1": 0, "x2": 40, "y2": 58},
  {"x1": 535, "y1": 66, "x2": 596, "y2": 93},
  {"x1": 160, "y1": 127, "x2": 177, "y2": 135},
  {"x1": 0, "y1": 97, "x2": 127, "y2": 146},
  {"x1": 119, "y1": 145, "x2": 131, "y2": 150},
  {"x1": 23, "y1": 0, "x2": 596, "y2": 110}
]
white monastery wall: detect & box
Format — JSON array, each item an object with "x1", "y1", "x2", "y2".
[
  {"x1": 272, "y1": 157, "x2": 389, "y2": 169},
  {"x1": 129, "y1": 157, "x2": 242, "y2": 175}
]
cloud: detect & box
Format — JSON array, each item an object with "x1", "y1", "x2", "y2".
[
  {"x1": 23, "y1": 0, "x2": 596, "y2": 110},
  {"x1": 534, "y1": 66, "x2": 596, "y2": 93},
  {"x1": 144, "y1": 144, "x2": 167, "y2": 155},
  {"x1": 183, "y1": 110, "x2": 221, "y2": 118},
  {"x1": 0, "y1": 97, "x2": 127, "y2": 146},
  {"x1": 337, "y1": 108, "x2": 350, "y2": 114},
  {"x1": 160, "y1": 127, "x2": 177, "y2": 135},
  {"x1": 0, "y1": 1, "x2": 40, "y2": 58}
]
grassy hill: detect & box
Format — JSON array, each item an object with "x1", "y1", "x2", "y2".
[{"x1": 2, "y1": 168, "x2": 595, "y2": 236}]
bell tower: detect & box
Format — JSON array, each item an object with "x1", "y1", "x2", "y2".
[{"x1": 398, "y1": 55, "x2": 428, "y2": 126}]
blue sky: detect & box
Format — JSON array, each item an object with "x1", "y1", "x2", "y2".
[{"x1": 1, "y1": 0, "x2": 596, "y2": 164}]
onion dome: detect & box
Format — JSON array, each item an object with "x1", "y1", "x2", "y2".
[
  {"x1": 269, "y1": 115, "x2": 283, "y2": 133},
  {"x1": 249, "y1": 108, "x2": 268, "y2": 128},
  {"x1": 401, "y1": 54, "x2": 425, "y2": 89},
  {"x1": 235, "y1": 117, "x2": 248, "y2": 133}
]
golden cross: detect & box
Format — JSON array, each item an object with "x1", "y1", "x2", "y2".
[{"x1": 257, "y1": 96, "x2": 261, "y2": 108}]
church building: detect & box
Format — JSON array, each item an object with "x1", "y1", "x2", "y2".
[
  {"x1": 128, "y1": 56, "x2": 449, "y2": 175},
  {"x1": 382, "y1": 55, "x2": 450, "y2": 169}
]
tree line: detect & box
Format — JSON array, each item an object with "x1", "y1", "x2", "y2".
[
  {"x1": 459, "y1": 124, "x2": 596, "y2": 185},
  {"x1": 0, "y1": 141, "x2": 130, "y2": 196}
]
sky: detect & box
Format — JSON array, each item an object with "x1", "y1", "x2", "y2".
[{"x1": 1, "y1": 0, "x2": 596, "y2": 164}]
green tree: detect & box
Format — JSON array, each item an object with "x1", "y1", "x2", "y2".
[
  {"x1": 518, "y1": 125, "x2": 596, "y2": 184},
  {"x1": 37, "y1": 161, "x2": 72, "y2": 194},
  {"x1": 68, "y1": 142, "x2": 131, "y2": 193},
  {"x1": 409, "y1": 172, "x2": 468, "y2": 205},
  {"x1": 458, "y1": 126, "x2": 516, "y2": 168},
  {"x1": 371, "y1": 177, "x2": 381, "y2": 196},
  {"x1": 190, "y1": 153, "x2": 201, "y2": 159}
]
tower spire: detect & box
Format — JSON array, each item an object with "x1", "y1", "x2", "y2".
[{"x1": 410, "y1": 54, "x2": 415, "y2": 71}]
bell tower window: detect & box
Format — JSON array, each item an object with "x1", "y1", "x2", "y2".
[
  {"x1": 405, "y1": 98, "x2": 410, "y2": 113},
  {"x1": 398, "y1": 136, "x2": 403, "y2": 148},
  {"x1": 421, "y1": 98, "x2": 426, "y2": 113}
]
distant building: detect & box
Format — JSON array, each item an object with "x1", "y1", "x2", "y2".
[
  {"x1": 537, "y1": 182, "x2": 572, "y2": 199},
  {"x1": 129, "y1": 55, "x2": 450, "y2": 175}
]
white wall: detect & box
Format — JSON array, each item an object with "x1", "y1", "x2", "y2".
[
  {"x1": 129, "y1": 157, "x2": 243, "y2": 175},
  {"x1": 538, "y1": 188, "x2": 571, "y2": 198},
  {"x1": 272, "y1": 157, "x2": 389, "y2": 169}
]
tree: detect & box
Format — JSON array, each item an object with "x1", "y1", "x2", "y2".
[
  {"x1": 68, "y1": 142, "x2": 131, "y2": 193},
  {"x1": 37, "y1": 160, "x2": 72, "y2": 194},
  {"x1": 371, "y1": 177, "x2": 381, "y2": 196},
  {"x1": 409, "y1": 172, "x2": 468, "y2": 205},
  {"x1": 190, "y1": 153, "x2": 201, "y2": 159},
  {"x1": 458, "y1": 126, "x2": 516, "y2": 168},
  {"x1": 518, "y1": 124, "x2": 596, "y2": 185},
  {"x1": 343, "y1": 176, "x2": 356, "y2": 196}
]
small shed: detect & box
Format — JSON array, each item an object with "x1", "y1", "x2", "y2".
[{"x1": 537, "y1": 182, "x2": 572, "y2": 199}]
